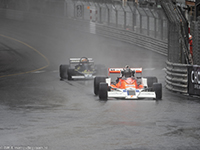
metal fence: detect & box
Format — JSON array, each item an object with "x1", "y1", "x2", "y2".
[
  {"x1": 161, "y1": 0, "x2": 192, "y2": 64},
  {"x1": 191, "y1": 17, "x2": 200, "y2": 65},
  {"x1": 0, "y1": 0, "x2": 168, "y2": 42},
  {"x1": 74, "y1": 0, "x2": 168, "y2": 41}
]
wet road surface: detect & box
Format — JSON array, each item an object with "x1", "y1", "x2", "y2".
[{"x1": 0, "y1": 18, "x2": 200, "y2": 150}]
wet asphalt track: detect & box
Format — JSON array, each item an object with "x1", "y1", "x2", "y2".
[{"x1": 0, "y1": 18, "x2": 200, "y2": 150}]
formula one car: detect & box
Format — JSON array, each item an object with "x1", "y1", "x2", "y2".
[
  {"x1": 59, "y1": 57, "x2": 107, "y2": 80},
  {"x1": 94, "y1": 66, "x2": 162, "y2": 100}
]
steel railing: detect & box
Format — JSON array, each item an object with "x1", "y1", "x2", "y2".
[{"x1": 165, "y1": 61, "x2": 190, "y2": 94}]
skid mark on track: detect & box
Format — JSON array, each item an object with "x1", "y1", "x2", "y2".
[{"x1": 0, "y1": 34, "x2": 50, "y2": 78}]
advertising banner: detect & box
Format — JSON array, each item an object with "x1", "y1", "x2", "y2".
[{"x1": 188, "y1": 65, "x2": 200, "y2": 96}]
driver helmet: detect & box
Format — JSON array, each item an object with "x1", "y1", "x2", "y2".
[
  {"x1": 80, "y1": 58, "x2": 89, "y2": 65},
  {"x1": 123, "y1": 65, "x2": 132, "y2": 77},
  {"x1": 81, "y1": 58, "x2": 88, "y2": 63}
]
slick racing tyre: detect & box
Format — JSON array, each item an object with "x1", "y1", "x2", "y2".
[
  {"x1": 60, "y1": 64, "x2": 69, "y2": 80},
  {"x1": 94, "y1": 76, "x2": 106, "y2": 95},
  {"x1": 67, "y1": 69, "x2": 73, "y2": 80},
  {"x1": 99, "y1": 82, "x2": 108, "y2": 100},
  {"x1": 145, "y1": 76, "x2": 158, "y2": 88},
  {"x1": 153, "y1": 83, "x2": 162, "y2": 100}
]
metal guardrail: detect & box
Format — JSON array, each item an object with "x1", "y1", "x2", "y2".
[
  {"x1": 165, "y1": 60, "x2": 190, "y2": 94},
  {"x1": 94, "y1": 23, "x2": 168, "y2": 55}
]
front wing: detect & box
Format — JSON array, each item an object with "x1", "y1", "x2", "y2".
[
  {"x1": 71, "y1": 74, "x2": 95, "y2": 79},
  {"x1": 108, "y1": 90, "x2": 156, "y2": 99}
]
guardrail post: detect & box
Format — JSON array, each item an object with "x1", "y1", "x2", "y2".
[
  {"x1": 132, "y1": 12, "x2": 135, "y2": 31},
  {"x1": 124, "y1": 11, "x2": 126, "y2": 29},
  {"x1": 142, "y1": 7, "x2": 150, "y2": 36},
  {"x1": 116, "y1": 10, "x2": 118, "y2": 27},
  {"x1": 154, "y1": 17, "x2": 157, "y2": 38},
  {"x1": 82, "y1": 4, "x2": 84, "y2": 20},
  {"x1": 147, "y1": 15, "x2": 149, "y2": 36},
  {"x1": 132, "y1": 8, "x2": 136, "y2": 31},
  {"x1": 99, "y1": 6, "x2": 102, "y2": 23},
  {"x1": 160, "y1": 18, "x2": 164, "y2": 40},
  {"x1": 140, "y1": 15, "x2": 142, "y2": 34},
  {"x1": 108, "y1": 8, "x2": 110, "y2": 25}
]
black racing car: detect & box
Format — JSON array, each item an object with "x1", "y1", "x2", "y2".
[{"x1": 59, "y1": 57, "x2": 107, "y2": 80}]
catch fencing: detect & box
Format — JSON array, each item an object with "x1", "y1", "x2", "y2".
[
  {"x1": 74, "y1": 0, "x2": 168, "y2": 42},
  {"x1": 161, "y1": 0, "x2": 191, "y2": 64},
  {"x1": 191, "y1": 17, "x2": 200, "y2": 65},
  {"x1": 0, "y1": 0, "x2": 168, "y2": 55}
]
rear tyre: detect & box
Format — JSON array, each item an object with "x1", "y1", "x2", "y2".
[
  {"x1": 60, "y1": 64, "x2": 69, "y2": 80},
  {"x1": 145, "y1": 76, "x2": 158, "y2": 88},
  {"x1": 99, "y1": 83, "x2": 108, "y2": 100},
  {"x1": 153, "y1": 83, "x2": 162, "y2": 100},
  {"x1": 94, "y1": 76, "x2": 106, "y2": 95}
]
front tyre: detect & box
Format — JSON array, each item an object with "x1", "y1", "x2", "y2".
[
  {"x1": 60, "y1": 64, "x2": 69, "y2": 80},
  {"x1": 67, "y1": 69, "x2": 73, "y2": 80},
  {"x1": 94, "y1": 76, "x2": 107, "y2": 95},
  {"x1": 153, "y1": 83, "x2": 162, "y2": 100},
  {"x1": 99, "y1": 83, "x2": 108, "y2": 100}
]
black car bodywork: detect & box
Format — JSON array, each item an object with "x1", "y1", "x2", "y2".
[{"x1": 59, "y1": 57, "x2": 107, "y2": 80}]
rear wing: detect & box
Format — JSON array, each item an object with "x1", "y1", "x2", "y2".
[
  {"x1": 69, "y1": 58, "x2": 94, "y2": 64},
  {"x1": 108, "y1": 68, "x2": 142, "y2": 75}
]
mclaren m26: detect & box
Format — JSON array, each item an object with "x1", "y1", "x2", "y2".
[{"x1": 94, "y1": 67, "x2": 162, "y2": 100}]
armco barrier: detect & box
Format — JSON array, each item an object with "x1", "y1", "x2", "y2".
[
  {"x1": 165, "y1": 60, "x2": 190, "y2": 94},
  {"x1": 95, "y1": 23, "x2": 168, "y2": 56}
]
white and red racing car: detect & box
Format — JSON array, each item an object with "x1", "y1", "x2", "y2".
[{"x1": 94, "y1": 67, "x2": 162, "y2": 100}]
